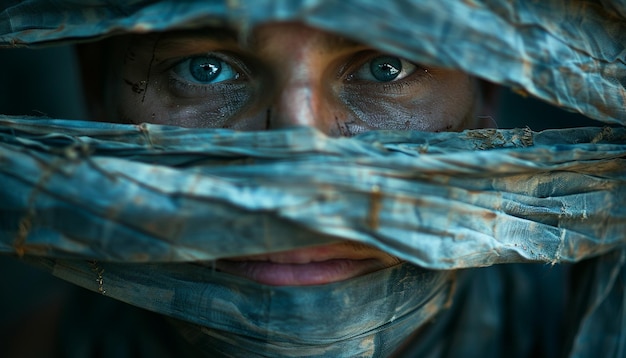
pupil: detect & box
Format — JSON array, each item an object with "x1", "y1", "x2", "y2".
[
  {"x1": 190, "y1": 56, "x2": 221, "y2": 82},
  {"x1": 370, "y1": 56, "x2": 401, "y2": 82}
]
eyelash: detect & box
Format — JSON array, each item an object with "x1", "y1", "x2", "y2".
[
  {"x1": 167, "y1": 75, "x2": 251, "y2": 100},
  {"x1": 165, "y1": 52, "x2": 250, "y2": 96},
  {"x1": 378, "y1": 79, "x2": 418, "y2": 92},
  {"x1": 342, "y1": 52, "x2": 430, "y2": 87},
  {"x1": 162, "y1": 50, "x2": 428, "y2": 99},
  {"x1": 344, "y1": 69, "x2": 430, "y2": 97}
]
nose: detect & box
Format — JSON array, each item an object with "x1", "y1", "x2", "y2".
[
  {"x1": 268, "y1": 76, "x2": 340, "y2": 135},
  {"x1": 253, "y1": 23, "x2": 348, "y2": 136}
]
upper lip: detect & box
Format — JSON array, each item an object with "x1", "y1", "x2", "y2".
[
  {"x1": 220, "y1": 243, "x2": 384, "y2": 264},
  {"x1": 211, "y1": 243, "x2": 402, "y2": 286}
]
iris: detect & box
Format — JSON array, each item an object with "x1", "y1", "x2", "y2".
[
  {"x1": 172, "y1": 55, "x2": 239, "y2": 84},
  {"x1": 352, "y1": 55, "x2": 416, "y2": 83},
  {"x1": 370, "y1": 56, "x2": 402, "y2": 82},
  {"x1": 190, "y1": 56, "x2": 222, "y2": 82}
]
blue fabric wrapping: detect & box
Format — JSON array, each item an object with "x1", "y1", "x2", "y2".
[
  {"x1": 1, "y1": 118, "x2": 624, "y2": 269},
  {"x1": 23, "y1": 258, "x2": 453, "y2": 358}
]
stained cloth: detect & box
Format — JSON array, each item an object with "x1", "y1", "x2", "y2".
[{"x1": 0, "y1": 1, "x2": 625, "y2": 357}]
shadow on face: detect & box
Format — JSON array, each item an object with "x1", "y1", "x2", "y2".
[{"x1": 77, "y1": 22, "x2": 496, "y2": 135}]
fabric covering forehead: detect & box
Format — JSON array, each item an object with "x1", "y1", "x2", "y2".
[{"x1": 1, "y1": 0, "x2": 625, "y2": 125}]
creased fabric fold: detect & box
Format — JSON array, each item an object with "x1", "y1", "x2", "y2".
[{"x1": 1, "y1": 118, "x2": 624, "y2": 270}]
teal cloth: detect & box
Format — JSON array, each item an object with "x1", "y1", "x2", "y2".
[
  {"x1": 0, "y1": 119, "x2": 624, "y2": 268},
  {"x1": 28, "y1": 259, "x2": 452, "y2": 357}
]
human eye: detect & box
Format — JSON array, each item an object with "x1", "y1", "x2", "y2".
[
  {"x1": 171, "y1": 54, "x2": 241, "y2": 84},
  {"x1": 350, "y1": 55, "x2": 418, "y2": 82}
]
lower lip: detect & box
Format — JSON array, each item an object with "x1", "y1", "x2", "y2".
[{"x1": 215, "y1": 258, "x2": 382, "y2": 286}]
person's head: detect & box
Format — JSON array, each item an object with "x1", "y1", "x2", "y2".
[
  {"x1": 74, "y1": 21, "x2": 500, "y2": 287},
  {"x1": 78, "y1": 22, "x2": 496, "y2": 136},
  {"x1": 74, "y1": 21, "x2": 498, "y2": 287}
]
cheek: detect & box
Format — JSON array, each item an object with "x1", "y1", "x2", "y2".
[
  {"x1": 342, "y1": 96, "x2": 435, "y2": 132},
  {"x1": 341, "y1": 94, "x2": 468, "y2": 133},
  {"x1": 158, "y1": 84, "x2": 254, "y2": 128},
  {"x1": 112, "y1": 47, "x2": 161, "y2": 124},
  {"x1": 115, "y1": 81, "x2": 148, "y2": 124},
  {"x1": 115, "y1": 72, "x2": 256, "y2": 128},
  {"x1": 339, "y1": 73, "x2": 477, "y2": 133},
  {"x1": 429, "y1": 74, "x2": 477, "y2": 131}
]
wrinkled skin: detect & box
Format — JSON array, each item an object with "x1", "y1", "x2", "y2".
[{"x1": 79, "y1": 22, "x2": 494, "y2": 286}]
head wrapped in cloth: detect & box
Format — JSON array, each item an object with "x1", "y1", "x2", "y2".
[{"x1": 0, "y1": 1, "x2": 625, "y2": 357}]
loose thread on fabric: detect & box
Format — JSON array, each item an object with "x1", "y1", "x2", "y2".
[
  {"x1": 89, "y1": 260, "x2": 106, "y2": 295},
  {"x1": 521, "y1": 126, "x2": 534, "y2": 147},
  {"x1": 551, "y1": 229, "x2": 566, "y2": 266},
  {"x1": 138, "y1": 123, "x2": 155, "y2": 148},
  {"x1": 591, "y1": 126, "x2": 614, "y2": 144}
]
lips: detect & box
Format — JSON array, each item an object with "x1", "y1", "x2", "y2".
[{"x1": 214, "y1": 243, "x2": 400, "y2": 286}]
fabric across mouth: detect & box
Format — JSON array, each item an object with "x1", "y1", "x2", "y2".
[{"x1": 166, "y1": 262, "x2": 454, "y2": 356}]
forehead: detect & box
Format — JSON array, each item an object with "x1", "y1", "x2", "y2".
[{"x1": 133, "y1": 25, "x2": 367, "y2": 57}]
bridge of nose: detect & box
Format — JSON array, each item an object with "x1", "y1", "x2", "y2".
[{"x1": 253, "y1": 23, "x2": 345, "y2": 134}]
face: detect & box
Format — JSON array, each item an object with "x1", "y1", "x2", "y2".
[
  {"x1": 94, "y1": 22, "x2": 482, "y2": 134},
  {"x1": 82, "y1": 22, "x2": 488, "y2": 286}
]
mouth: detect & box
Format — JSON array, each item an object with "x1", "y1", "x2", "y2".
[{"x1": 213, "y1": 243, "x2": 400, "y2": 286}]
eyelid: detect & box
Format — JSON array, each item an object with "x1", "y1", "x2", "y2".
[
  {"x1": 337, "y1": 50, "x2": 377, "y2": 79},
  {"x1": 164, "y1": 51, "x2": 254, "y2": 99},
  {"x1": 341, "y1": 51, "x2": 428, "y2": 83},
  {"x1": 164, "y1": 50, "x2": 253, "y2": 80}
]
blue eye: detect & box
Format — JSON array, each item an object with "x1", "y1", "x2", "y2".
[
  {"x1": 172, "y1": 55, "x2": 239, "y2": 84},
  {"x1": 370, "y1": 56, "x2": 401, "y2": 81},
  {"x1": 354, "y1": 55, "x2": 417, "y2": 82}
]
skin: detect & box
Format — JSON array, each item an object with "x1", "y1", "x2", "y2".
[{"x1": 79, "y1": 22, "x2": 493, "y2": 286}]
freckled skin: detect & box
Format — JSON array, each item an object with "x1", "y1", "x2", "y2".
[{"x1": 81, "y1": 23, "x2": 490, "y2": 285}]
